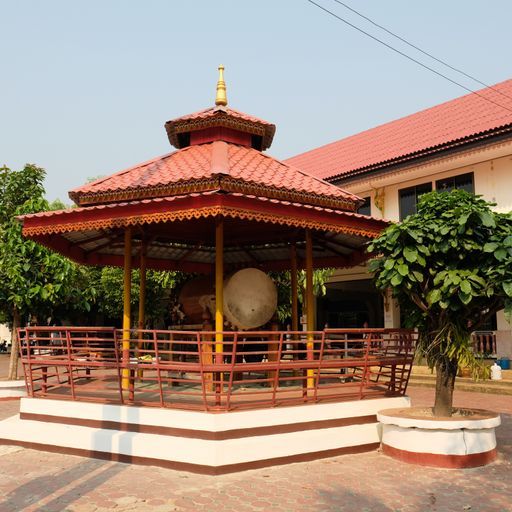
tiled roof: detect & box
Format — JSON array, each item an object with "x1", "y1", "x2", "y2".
[
  {"x1": 285, "y1": 79, "x2": 512, "y2": 181},
  {"x1": 165, "y1": 106, "x2": 276, "y2": 150},
  {"x1": 170, "y1": 106, "x2": 274, "y2": 126},
  {"x1": 69, "y1": 141, "x2": 361, "y2": 210}
]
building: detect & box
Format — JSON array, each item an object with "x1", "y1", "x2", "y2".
[{"x1": 286, "y1": 79, "x2": 512, "y2": 358}]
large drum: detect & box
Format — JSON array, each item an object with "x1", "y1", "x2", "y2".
[
  {"x1": 223, "y1": 268, "x2": 278, "y2": 330},
  {"x1": 178, "y1": 268, "x2": 278, "y2": 330}
]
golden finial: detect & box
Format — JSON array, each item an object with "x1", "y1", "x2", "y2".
[{"x1": 215, "y1": 65, "x2": 228, "y2": 106}]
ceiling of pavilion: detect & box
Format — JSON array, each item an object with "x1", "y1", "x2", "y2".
[{"x1": 30, "y1": 212, "x2": 376, "y2": 273}]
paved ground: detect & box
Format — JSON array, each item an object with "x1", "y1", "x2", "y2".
[{"x1": 0, "y1": 388, "x2": 510, "y2": 512}]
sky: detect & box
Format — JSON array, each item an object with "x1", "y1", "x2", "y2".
[{"x1": 2, "y1": 0, "x2": 512, "y2": 202}]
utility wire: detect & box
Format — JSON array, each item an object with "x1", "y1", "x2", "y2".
[
  {"x1": 331, "y1": 0, "x2": 512, "y2": 102},
  {"x1": 306, "y1": 0, "x2": 512, "y2": 114}
]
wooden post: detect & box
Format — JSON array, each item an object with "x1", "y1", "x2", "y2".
[
  {"x1": 215, "y1": 216, "x2": 224, "y2": 399},
  {"x1": 305, "y1": 229, "x2": 315, "y2": 391},
  {"x1": 138, "y1": 240, "x2": 147, "y2": 333},
  {"x1": 136, "y1": 239, "x2": 147, "y2": 379},
  {"x1": 290, "y1": 244, "x2": 300, "y2": 380},
  {"x1": 290, "y1": 244, "x2": 299, "y2": 334},
  {"x1": 122, "y1": 227, "x2": 132, "y2": 390}
]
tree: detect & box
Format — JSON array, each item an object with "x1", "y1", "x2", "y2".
[
  {"x1": 0, "y1": 165, "x2": 95, "y2": 379},
  {"x1": 273, "y1": 269, "x2": 334, "y2": 324},
  {"x1": 90, "y1": 266, "x2": 183, "y2": 326},
  {"x1": 368, "y1": 190, "x2": 512, "y2": 416}
]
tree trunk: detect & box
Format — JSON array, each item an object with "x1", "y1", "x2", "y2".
[
  {"x1": 433, "y1": 358, "x2": 458, "y2": 416},
  {"x1": 7, "y1": 308, "x2": 21, "y2": 381}
]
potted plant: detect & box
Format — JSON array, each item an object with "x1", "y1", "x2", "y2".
[{"x1": 368, "y1": 190, "x2": 512, "y2": 468}]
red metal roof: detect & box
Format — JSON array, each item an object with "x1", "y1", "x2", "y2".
[
  {"x1": 70, "y1": 140, "x2": 362, "y2": 209},
  {"x1": 285, "y1": 79, "x2": 512, "y2": 180}
]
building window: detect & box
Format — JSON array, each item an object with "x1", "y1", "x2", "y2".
[
  {"x1": 399, "y1": 183, "x2": 432, "y2": 221},
  {"x1": 357, "y1": 197, "x2": 371, "y2": 216},
  {"x1": 436, "y1": 172, "x2": 474, "y2": 194}
]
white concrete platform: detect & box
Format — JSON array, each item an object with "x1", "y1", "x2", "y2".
[
  {"x1": 0, "y1": 380, "x2": 26, "y2": 398},
  {"x1": 0, "y1": 396, "x2": 410, "y2": 474}
]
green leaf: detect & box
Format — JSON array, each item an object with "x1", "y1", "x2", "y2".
[
  {"x1": 495, "y1": 248, "x2": 507, "y2": 261},
  {"x1": 391, "y1": 273, "x2": 403, "y2": 286},
  {"x1": 503, "y1": 282, "x2": 512, "y2": 298},
  {"x1": 368, "y1": 259, "x2": 381, "y2": 273},
  {"x1": 404, "y1": 247, "x2": 418, "y2": 263},
  {"x1": 460, "y1": 281, "x2": 471, "y2": 294},
  {"x1": 412, "y1": 270, "x2": 424, "y2": 282},
  {"x1": 383, "y1": 259, "x2": 394, "y2": 270},
  {"x1": 397, "y1": 264, "x2": 409, "y2": 276},
  {"x1": 483, "y1": 242, "x2": 499, "y2": 253},
  {"x1": 427, "y1": 289, "x2": 441, "y2": 305},
  {"x1": 458, "y1": 214, "x2": 469, "y2": 225},
  {"x1": 479, "y1": 211, "x2": 496, "y2": 227},
  {"x1": 458, "y1": 291, "x2": 472, "y2": 305}
]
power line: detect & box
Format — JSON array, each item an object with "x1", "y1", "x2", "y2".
[
  {"x1": 306, "y1": 0, "x2": 512, "y2": 114},
  {"x1": 331, "y1": 0, "x2": 512, "y2": 102}
]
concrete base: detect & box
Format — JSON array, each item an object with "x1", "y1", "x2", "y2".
[
  {"x1": 0, "y1": 380, "x2": 27, "y2": 398},
  {"x1": 378, "y1": 407, "x2": 501, "y2": 468},
  {"x1": 0, "y1": 396, "x2": 410, "y2": 474}
]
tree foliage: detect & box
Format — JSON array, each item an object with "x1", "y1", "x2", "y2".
[
  {"x1": 90, "y1": 266, "x2": 183, "y2": 326},
  {"x1": 0, "y1": 165, "x2": 97, "y2": 321},
  {"x1": 368, "y1": 190, "x2": 512, "y2": 415},
  {"x1": 272, "y1": 268, "x2": 334, "y2": 324},
  {"x1": 0, "y1": 165, "x2": 97, "y2": 379}
]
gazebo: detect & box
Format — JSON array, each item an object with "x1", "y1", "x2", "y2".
[{"x1": 1, "y1": 68, "x2": 416, "y2": 473}]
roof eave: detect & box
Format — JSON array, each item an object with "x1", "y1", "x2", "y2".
[{"x1": 327, "y1": 124, "x2": 512, "y2": 184}]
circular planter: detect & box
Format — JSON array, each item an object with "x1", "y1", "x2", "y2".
[{"x1": 377, "y1": 407, "x2": 501, "y2": 469}]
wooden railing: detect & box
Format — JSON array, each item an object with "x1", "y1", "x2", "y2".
[
  {"x1": 18, "y1": 327, "x2": 416, "y2": 412},
  {"x1": 471, "y1": 331, "x2": 497, "y2": 357}
]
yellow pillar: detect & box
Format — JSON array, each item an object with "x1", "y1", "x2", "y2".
[
  {"x1": 122, "y1": 227, "x2": 132, "y2": 389},
  {"x1": 215, "y1": 217, "x2": 224, "y2": 356},
  {"x1": 138, "y1": 241, "x2": 147, "y2": 333},
  {"x1": 290, "y1": 244, "x2": 299, "y2": 333},
  {"x1": 305, "y1": 229, "x2": 315, "y2": 390}
]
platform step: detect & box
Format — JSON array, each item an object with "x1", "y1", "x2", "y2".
[{"x1": 0, "y1": 396, "x2": 411, "y2": 474}]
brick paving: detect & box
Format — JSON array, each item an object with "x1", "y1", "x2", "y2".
[{"x1": 0, "y1": 388, "x2": 510, "y2": 511}]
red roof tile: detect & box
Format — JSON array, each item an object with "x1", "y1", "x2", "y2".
[
  {"x1": 165, "y1": 106, "x2": 276, "y2": 150},
  {"x1": 285, "y1": 79, "x2": 512, "y2": 180},
  {"x1": 70, "y1": 141, "x2": 361, "y2": 209},
  {"x1": 171, "y1": 106, "x2": 274, "y2": 126}
]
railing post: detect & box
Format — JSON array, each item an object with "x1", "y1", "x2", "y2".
[
  {"x1": 113, "y1": 329, "x2": 125, "y2": 404},
  {"x1": 313, "y1": 331, "x2": 326, "y2": 402},
  {"x1": 65, "y1": 329, "x2": 76, "y2": 400},
  {"x1": 268, "y1": 317, "x2": 279, "y2": 386},
  {"x1": 225, "y1": 333, "x2": 239, "y2": 411},
  {"x1": 359, "y1": 333, "x2": 372, "y2": 400},
  {"x1": 271, "y1": 333, "x2": 285, "y2": 407},
  {"x1": 153, "y1": 331, "x2": 164, "y2": 407},
  {"x1": 19, "y1": 329, "x2": 33, "y2": 397},
  {"x1": 198, "y1": 332, "x2": 209, "y2": 411}
]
